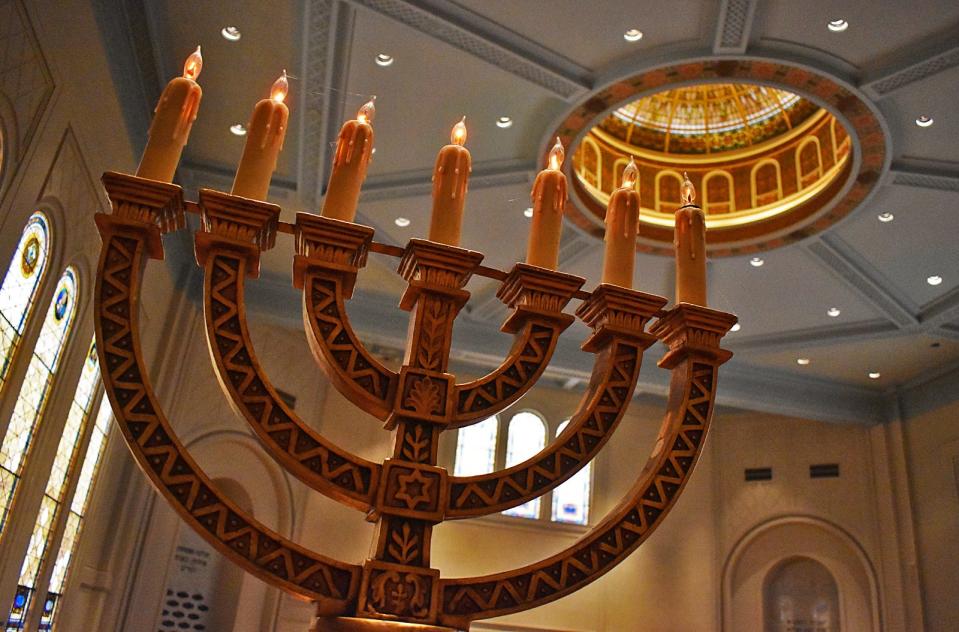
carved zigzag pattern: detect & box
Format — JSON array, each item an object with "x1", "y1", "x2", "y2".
[
  {"x1": 446, "y1": 343, "x2": 641, "y2": 516},
  {"x1": 96, "y1": 235, "x2": 358, "y2": 604},
  {"x1": 306, "y1": 274, "x2": 397, "y2": 419},
  {"x1": 207, "y1": 255, "x2": 376, "y2": 506},
  {"x1": 439, "y1": 362, "x2": 716, "y2": 622},
  {"x1": 453, "y1": 323, "x2": 557, "y2": 423}
]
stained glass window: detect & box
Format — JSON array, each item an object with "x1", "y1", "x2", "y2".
[
  {"x1": 551, "y1": 420, "x2": 591, "y2": 525},
  {"x1": 40, "y1": 395, "x2": 111, "y2": 631},
  {"x1": 0, "y1": 268, "x2": 78, "y2": 535},
  {"x1": 453, "y1": 416, "x2": 497, "y2": 476},
  {"x1": 6, "y1": 340, "x2": 100, "y2": 632},
  {"x1": 502, "y1": 412, "x2": 546, "y2": 519},
  {"x1": 0, "y1": 213, "x2": 50, "y2": 394}
]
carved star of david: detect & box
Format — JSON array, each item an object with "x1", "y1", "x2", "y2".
[{"x1": 395, "y1": 469, "x2": 433, "y2": 509}]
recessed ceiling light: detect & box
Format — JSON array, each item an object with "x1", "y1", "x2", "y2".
[
  {"x1": 394, "y1": 217, "x2": 410, "y2": 227},
  {"x1": 375, "y1": 53, "x2": 394, "y2": 67},
  {"x1": 730, "y1": 323, "x2": 741, "y2": 332},
  {"x1": 827, "y1": 307, "x2": 841, "y2": 317},
  {"x1": 868, "y1": 372, "x2": 881, "y2": 379},
  {"x1": 797, "y1": 358, "x2": 811, "y2": 365},
  {"x1": 221, "y1": 26, "x2": 241, "y2": 42},
  {"x1": 524, "y1": 207, "x2": 534, "y2": 218},
  {"x1": 927, "y1": 275, "x2": 943, "y2": 286},
  {"x1": 496, "y1": 116, "x2": 513, "y2": 129},
  {"x1": 749, "y1": 257, "x2": 764, "y2": 267},
  {"x1": 877, "y1": 212, "x2": 894, "y2": 223},
  {"x1": 230, "y1": 124, "x2": 247, "y2": 136},
  {"x1": 624, "y1": 28, "x2": 644, "y2": 42},
  {"x1": 915, "y1": 116, "x2": 934, "y2": 128},
  {"x1": 827, "y1": 19, "x2": 848, "y2": 32},
  {"x1": 372, "y1": 147, "x2": 377, "y2": 155}
]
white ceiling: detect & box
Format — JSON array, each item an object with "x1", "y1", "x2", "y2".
[{"x1": 105, "y1": 0, "x2": 959, "y2": 423}]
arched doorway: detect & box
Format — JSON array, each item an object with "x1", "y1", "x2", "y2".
[{"x1": 763, "y1": 557, "x2": 840, "y2": 631}]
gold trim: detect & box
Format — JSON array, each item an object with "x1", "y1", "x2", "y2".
[
  {"x1": 576, "y1": 151, "x2": 850, "y2": 230},
  {"x1": 590, "y1": 107, "x2": 831, "y2": 166}
]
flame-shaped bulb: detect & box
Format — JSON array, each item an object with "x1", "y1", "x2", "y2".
[
  {"x1": 183, "y1": 46, "x2": 202, "y2": 80},
  {"x1": 548, "y1": 137, "x2": 565, "y2": 170},
  {"x1": 271, "y1": 70, "x2": 289, "y2": 104},
  {"x1": 357, "y1": 96, "x2": 376, "y2": 125},
  {"x1": 681, "y1": 171, "x2": 696, "y2": 205},
  {"x1": 451, "y1": 116, "x2": 467, "y2": 146},
  {"x1": 621, "y1": 158, "x2": 639, "y2": 191}
]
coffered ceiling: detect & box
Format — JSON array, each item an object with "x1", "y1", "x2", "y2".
[{"x1": 94, "y1": 0, "x2": 959, "y2": 424}]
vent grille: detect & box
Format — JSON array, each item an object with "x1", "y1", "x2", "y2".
[
  {"x1": 744, "y1": 467, "x2": 772, "y2": 481},
  {"x1": 810, "y1": 463, "x2": 840, "y2": 478}
]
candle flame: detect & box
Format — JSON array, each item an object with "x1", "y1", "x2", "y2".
[
  {"x1": 681, "y1": 171, "x2": 696, "y2": 205},
  {"x1": 451, "y1": 116, "x2": 467, "y2": 146},
  {"x1": 357, "y1": 96, "x2": 376, "y2": 125},
  {"x1": 271, "y1": 70, "x2": 289, "y2": 104},
  {"x1": 548, "y1": 137, "x2": 565, "y2": 170},
  {"x1": 621, "y1": 158, "x2": 639, "y2": 191},
  {"x1": 182, "y1": 46, "x2": 203, "y2": 80}
]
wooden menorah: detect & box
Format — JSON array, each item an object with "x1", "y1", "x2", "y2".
[{"x1": 93, "y1": 171, "x2": 736, "y2": 631}]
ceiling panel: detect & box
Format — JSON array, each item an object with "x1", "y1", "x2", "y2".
[
  {"x1": 757, "y1": 0, "x2": 959, "y2": 68},
  {"x1": 147, "y1": 0, "x2": 302, "y2": 181},
  {"x1": 346, "y1": 7, "x2": 565, "y2": 177},
  {"x1": 831, "y1": 183, "x2": 959, "y2": 307},
  {"x1": 451, "y1": 0, "x2": 711, "y2": 71},
  {"x1": 745, "y1": 332, "x2": 959, "y2": 387},
  {"x1": 880, "y1": 65, "x2": 959, "y2": 164}
]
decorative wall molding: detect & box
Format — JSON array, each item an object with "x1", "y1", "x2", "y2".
[
  {"x1": 343, "y1": 0, "x2": 591, "y2": 99},
  {"x1": 862, "y1": 42, "x2": 959, "y2": 99},
  {"x1": 713, "y1": 0, "x2": 759, "y2": 54},
  {"x1": 889, "y1": 161, "x2": 959, "y2": 193}
]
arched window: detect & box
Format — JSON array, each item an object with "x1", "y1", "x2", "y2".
[
  {"x1": 751, "y1": 159, "x2": 783, "y2": 207},
  {"x1": 502, "y1": 412, "x2": 546, "y2": 519},
  {"x1": 703, "y1": 171, "x2": 735, "y2": 214},
  {"x1": 453, "y1": 416, "x2": 498, "y2": 476},
  {"x1": 0, "y1": 267, "x2": 79, "y2": 533},
  {"x1": 7, "y1": 339, "x2": 100, "y2": 631},
  {"x1": 550, "y1": 420, "x2": 591, "y2": 525},
  {"x1": 655, "y1": 171, "x2": 683, "y2": 214},
  {"x1": 763, "y1": 557, "x2": 840, "y2": 632},
  {"x1": 578, "y1": 138, "x2": 602, "y2": 189},
  {"x1": 795, "y1": 137, "x2": 823, "y2": 190},
  {"x1": 0, "y1": 212, "x2": 51, "y2": 394}
]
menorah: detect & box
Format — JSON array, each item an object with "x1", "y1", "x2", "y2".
[{"x1": 92, "y1": 170, "x2": 736, "y2": 631}]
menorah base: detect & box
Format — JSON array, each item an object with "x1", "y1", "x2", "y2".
[{"x1": 311, "y1": 617, "x2": 461, "y2": 632}]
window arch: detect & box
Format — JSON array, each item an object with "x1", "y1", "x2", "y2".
[
  {"x1": 578, "y1": 137, "x2": 602, "y2": 189},
  {"x1": 763, "y1": 557, "x2": 840, "y2": 632},
  {"x1": 751, "y1": 159, "x2": 783, "y2": 207},
  {"x1": 0, "y1": 212, "x2": 51, "y2": 394},
  {"x1": 655, "y1": 170, "x2": 683, "y2": 213},
  {"x1": 550, "y1": 420, "x2": 591, "y2": 525},
  {"x1": 7, "y1": 339, "x2": 100, "y2": 631},
  {"x1": 795, "y1": 137, "x2": 823, "y2": 190},
  {"x1": 453, "y1": 416, "x2": 498, "y2": 476},
  {"x1": 703, "y1": 170, "x2": 735, "y2": 214},
  {"x1": 502, "y1": 411, "x2": 547, "y2": 519},
  {"x1": 0, "y1": 267, "x2": 79, "y2": 533}
]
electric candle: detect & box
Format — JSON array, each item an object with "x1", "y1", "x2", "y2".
[
  {"x1": 231, "y1": 71, "x2": 290, "y2": 201},
  {"x1": 320, "y1": 97, "x2": 376, "y2": 221},
  {"x1": 600, "y1": 158, "x2": 641, "y2": 288},
  {"x1": 428, "y1": 117, "x2": 471, "y2": 246},
  {"x1": 674, "y1": 172, "x2": 708, "y2": 305},
  {"x1": 135, "y1": 46, "x2": 203, "y2": 182},
  {"x1": 525, "y1": 137, "x2": 567, "y2": 269}
]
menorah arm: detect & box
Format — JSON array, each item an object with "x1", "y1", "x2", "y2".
[
  {"x1": 436, "y1": 305, "x2": 736, "y2": 628},
  {"x1": 449, "y1": 264, "x2": 585, "y2": 429},
  {"x1": 297, "y1": 215, "x2": 399, "y2": 421},
  {"x1": 93, "y1": 176, "x2": 361, "y2": 613},
  {"x1": 446, "y1": 286, "x2": 665, "y2": 518},
  {"x1": 201, "y1": 246, "x2": 381, "y2": 510}
]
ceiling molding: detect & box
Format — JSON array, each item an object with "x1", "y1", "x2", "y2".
[
  {"x1": 861, "y1": 41, "x2": 959, "y2": 100},
  {"x1": 713, "y1": 0, "x2": 759, "y2": 55},
  {"x1": 342, "y1": 0, "x2": 591, "y2": 99},
  {"x1": 803, "y1": 236, "x2": 918, "y2": 328},
  {"x1": 918, "y1": 285, "x2": 959, "y2": 329},
  {"x1": 729, "y1": 320, "x2": 901, "y2": 354},
  {"x1": 360, "y1": 159, "x2": 535, "y2": 202},
  {"x1": 897, "y1": 358, "x2": 959, "y2": 421},
  {"x1": 935, "y1": 324, "x2": 959, "y2": 341},
  {"x1": 889, "y1": 161, "x2": 959, "y2": 193}
]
